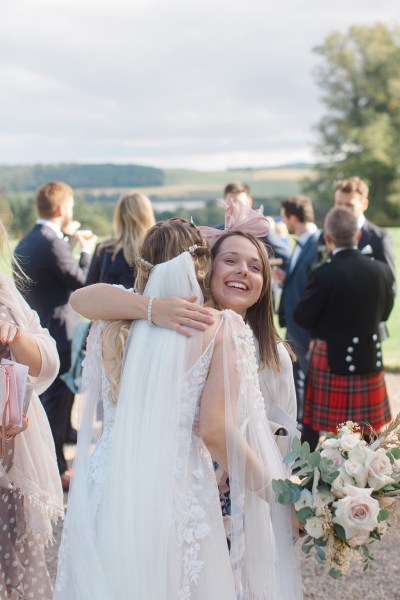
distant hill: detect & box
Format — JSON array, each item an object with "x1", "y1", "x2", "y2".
[
  {"x1": 0, "y1": 163, "x2": 164, "y2": 192},
  {"x1": 227, "y1": 162, "x2": 313, "y2": 171}
]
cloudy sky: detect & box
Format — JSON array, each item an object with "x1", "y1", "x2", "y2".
[{"x1": 0, "y1": 0, "x2": 398, "y2": 170}]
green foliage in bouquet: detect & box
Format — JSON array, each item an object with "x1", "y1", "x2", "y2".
[{"x1": 272, "y1": 418, "x2": 400, "y2": 578}]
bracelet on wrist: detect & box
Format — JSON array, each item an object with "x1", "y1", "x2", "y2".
[{"x1": 147, "y1": 297, "x2": 154, "y2": 326}]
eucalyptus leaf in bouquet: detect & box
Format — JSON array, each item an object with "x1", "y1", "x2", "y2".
[{"x1": 273, "y1": 417, "x2": 400, "y2": 577}]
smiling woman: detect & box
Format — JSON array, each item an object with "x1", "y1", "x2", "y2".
[
  {"x1": 210, "y1": 230, "x2": 284, "y2": 373},
  {"x1": 210, "y1": 234, "x2": 264, "y2": 318}
]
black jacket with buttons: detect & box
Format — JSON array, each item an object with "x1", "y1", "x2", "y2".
[{"x1": 293, "y1": 249, "x2": 394, "y2": 375}]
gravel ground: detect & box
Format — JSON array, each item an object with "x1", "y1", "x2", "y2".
[
  {"x1": 46, "y1": 373, "x2": 400, "y2": 598},
  {"x1": 299, "y1": 372, "x2": 400, "y2": 600}
]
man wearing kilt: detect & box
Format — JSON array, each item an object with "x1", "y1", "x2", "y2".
[{"x1": 294, "y1": 207, "x2": 395, "y2": 451}]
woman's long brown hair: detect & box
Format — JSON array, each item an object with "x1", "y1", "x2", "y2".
[{"x1": 210, "y1": 231, "x2": 294, "y2": 371}]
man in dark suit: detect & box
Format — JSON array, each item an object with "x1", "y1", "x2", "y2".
[
  {"x1": 318, "y1": 176, "x2": 396, "y2": 291},
  {"x1": 274, "y1": 195, "x2": 320, "y2": 420},
  {"x1": 15, "y1": 181, "x2": 96, "y2": 489},
  {"x1": 294, "y1": 207, "x2": 394, "y2": 450}
]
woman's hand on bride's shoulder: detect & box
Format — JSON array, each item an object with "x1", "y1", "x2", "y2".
[{"x1": 152, "y1": 296, "x2": 215, "y2": 337}]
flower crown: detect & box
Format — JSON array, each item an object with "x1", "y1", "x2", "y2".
[
  {"x1": 139, "y1": 245, "x2": 200, "y2": 271},
  {"x1": 198, "y1": 197, "x2": 269, "y2": 248}
]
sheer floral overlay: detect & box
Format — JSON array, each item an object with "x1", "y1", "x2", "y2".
[
  {"x1": 173, "y1": 325, "x2": 229, "y2": 599},
  {"x1": 221, "y1": 311, "x2": 303, "y2": 599},
  {"x1": 0, "y1": 303, "x2": 55, "y2": 600}
]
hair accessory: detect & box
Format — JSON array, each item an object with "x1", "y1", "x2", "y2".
[
  {"x1": 147, "y1": 296, "x2": 154, "y2": 326},
  {"x1": 188, "y1": 245, "x2": 199, "y2": 256},
  {"x1": 140, "y1": 257, "x2": 154, "y2": 269},
  {"x1": 198, "y1": 197, "x2": 270, "y2": 248}
]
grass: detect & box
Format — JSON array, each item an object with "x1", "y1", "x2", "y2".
[
  {"x1": 384, "y1": 227, "x2": 400, "y2": 369},
  {"x1": 83, "y1": 167, "x2": 306, "y2": 202}
]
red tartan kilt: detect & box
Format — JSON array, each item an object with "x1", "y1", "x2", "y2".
[{"x1": 303, "y1": 340, "x2": 391, "y2": 432}]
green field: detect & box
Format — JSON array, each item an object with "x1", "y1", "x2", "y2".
[
  {"x1": 384, "y1": 227, "x2": 400, "y2": 369},
  {"x1": 78, "y1": 166, "x2": 309, "y2": 207}
]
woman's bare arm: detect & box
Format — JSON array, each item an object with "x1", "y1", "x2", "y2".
[
  {"x1": 70, "y1": 284, "x2": 214, "y2": 337},
  {"x1": 199, "y1": 323, "x2": 269, "y2": 491}
]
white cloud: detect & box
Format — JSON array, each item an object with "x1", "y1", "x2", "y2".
[{"x1": 0, "y1": 0, "x2": 398, "y2": 168}]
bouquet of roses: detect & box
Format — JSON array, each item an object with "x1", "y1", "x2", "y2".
[{"x1": 272, "y1": 417, "x2": 400, "y2": 578}]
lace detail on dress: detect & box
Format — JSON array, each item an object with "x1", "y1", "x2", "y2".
[
  {"x1": 87, "y1": 375, "x2": 117, "y2": 511},
  {"x1": 174, "y1": 336, "x2": 219, "y2": 599},
  {"x1": 229, "y1": 312, "x2": 267, "y2": 421},
  {"x1": 174, "y1": 349, "x2": 212, "y2": 479},
  {"x1": 175, "y1": 449, "x2": 215, "y2": 600}
]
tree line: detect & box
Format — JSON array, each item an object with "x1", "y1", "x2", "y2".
[{"x1": 0, "y1": 163, "x2": 164, "y2": 192}]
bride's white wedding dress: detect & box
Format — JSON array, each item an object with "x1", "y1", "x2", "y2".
[{"x1": 55, "y1": 252, "x2": 302, "y2": 600}]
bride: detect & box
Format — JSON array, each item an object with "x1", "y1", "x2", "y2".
[{"x1": 55, "y1": 218, "x2": 302, "y2": 599}]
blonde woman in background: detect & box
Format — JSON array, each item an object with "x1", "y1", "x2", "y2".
[
  {"x1": 86, "y1": 193, "x2": 155, "y2": 288},
  {"x1": 0, "y1": 219, "x2": 63, "y2": 599}
]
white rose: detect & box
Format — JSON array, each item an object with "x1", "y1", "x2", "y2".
[
  {"x1": 340, "y1": 433, "x2": 361, "y2": 452},
  {"x1": 344, "y1": 445, "x2": 373, "y2": 488},
  {"x1": 331, "y1": 468, "x2": 355, "y2": 499},
  {"x1": 333, "y1": 486, "x2": 380, "y2": 539},
  {"x1": 366, "y1": 448, "x2": 395, "y2": 491},
  {"x1": 294, "y1": 489, "x2": 313, "y2": 511},
  {"x1": 321, "y1": 437, "x2": 340, "y2": 449},
  {"x1": 320, "y1": 448, "x2": 345, "y2": 467},
  {"x1": 344, "y1": 460, "x2": 369, "y2": 488},
  {"x1": 305, "y1": 516, "x2": 325, "y2": 539}
]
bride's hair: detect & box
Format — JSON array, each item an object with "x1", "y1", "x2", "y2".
[
  {"x1": 102, "y1": 218, "x2": 211, "y2": 404},
  {"x1": 209, "y1": 230, "x2": 294, "y2": 371},
  {"x1": 101, "y1": 320, "x2": 131, "y2": 404},
  {"x1": 135, "y1": 218, "x2": 211, "y2": 296}
]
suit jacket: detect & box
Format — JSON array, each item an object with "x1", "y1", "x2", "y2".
[
  {"x1": 293, "y1": 249, "x2": 394, "y2": 375},
  {"x1": 14, "y1": 223, "x2": 90, "y2": 353},
  {"x1": 317, "y1": 219, "x2": 396, "y2": 292},
  {"x1": 278, "y1": 229, "x2": 320, "y2": 352},
  {"x1": 85, "y1": 245, "x2": 136, "y2": 289}
]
